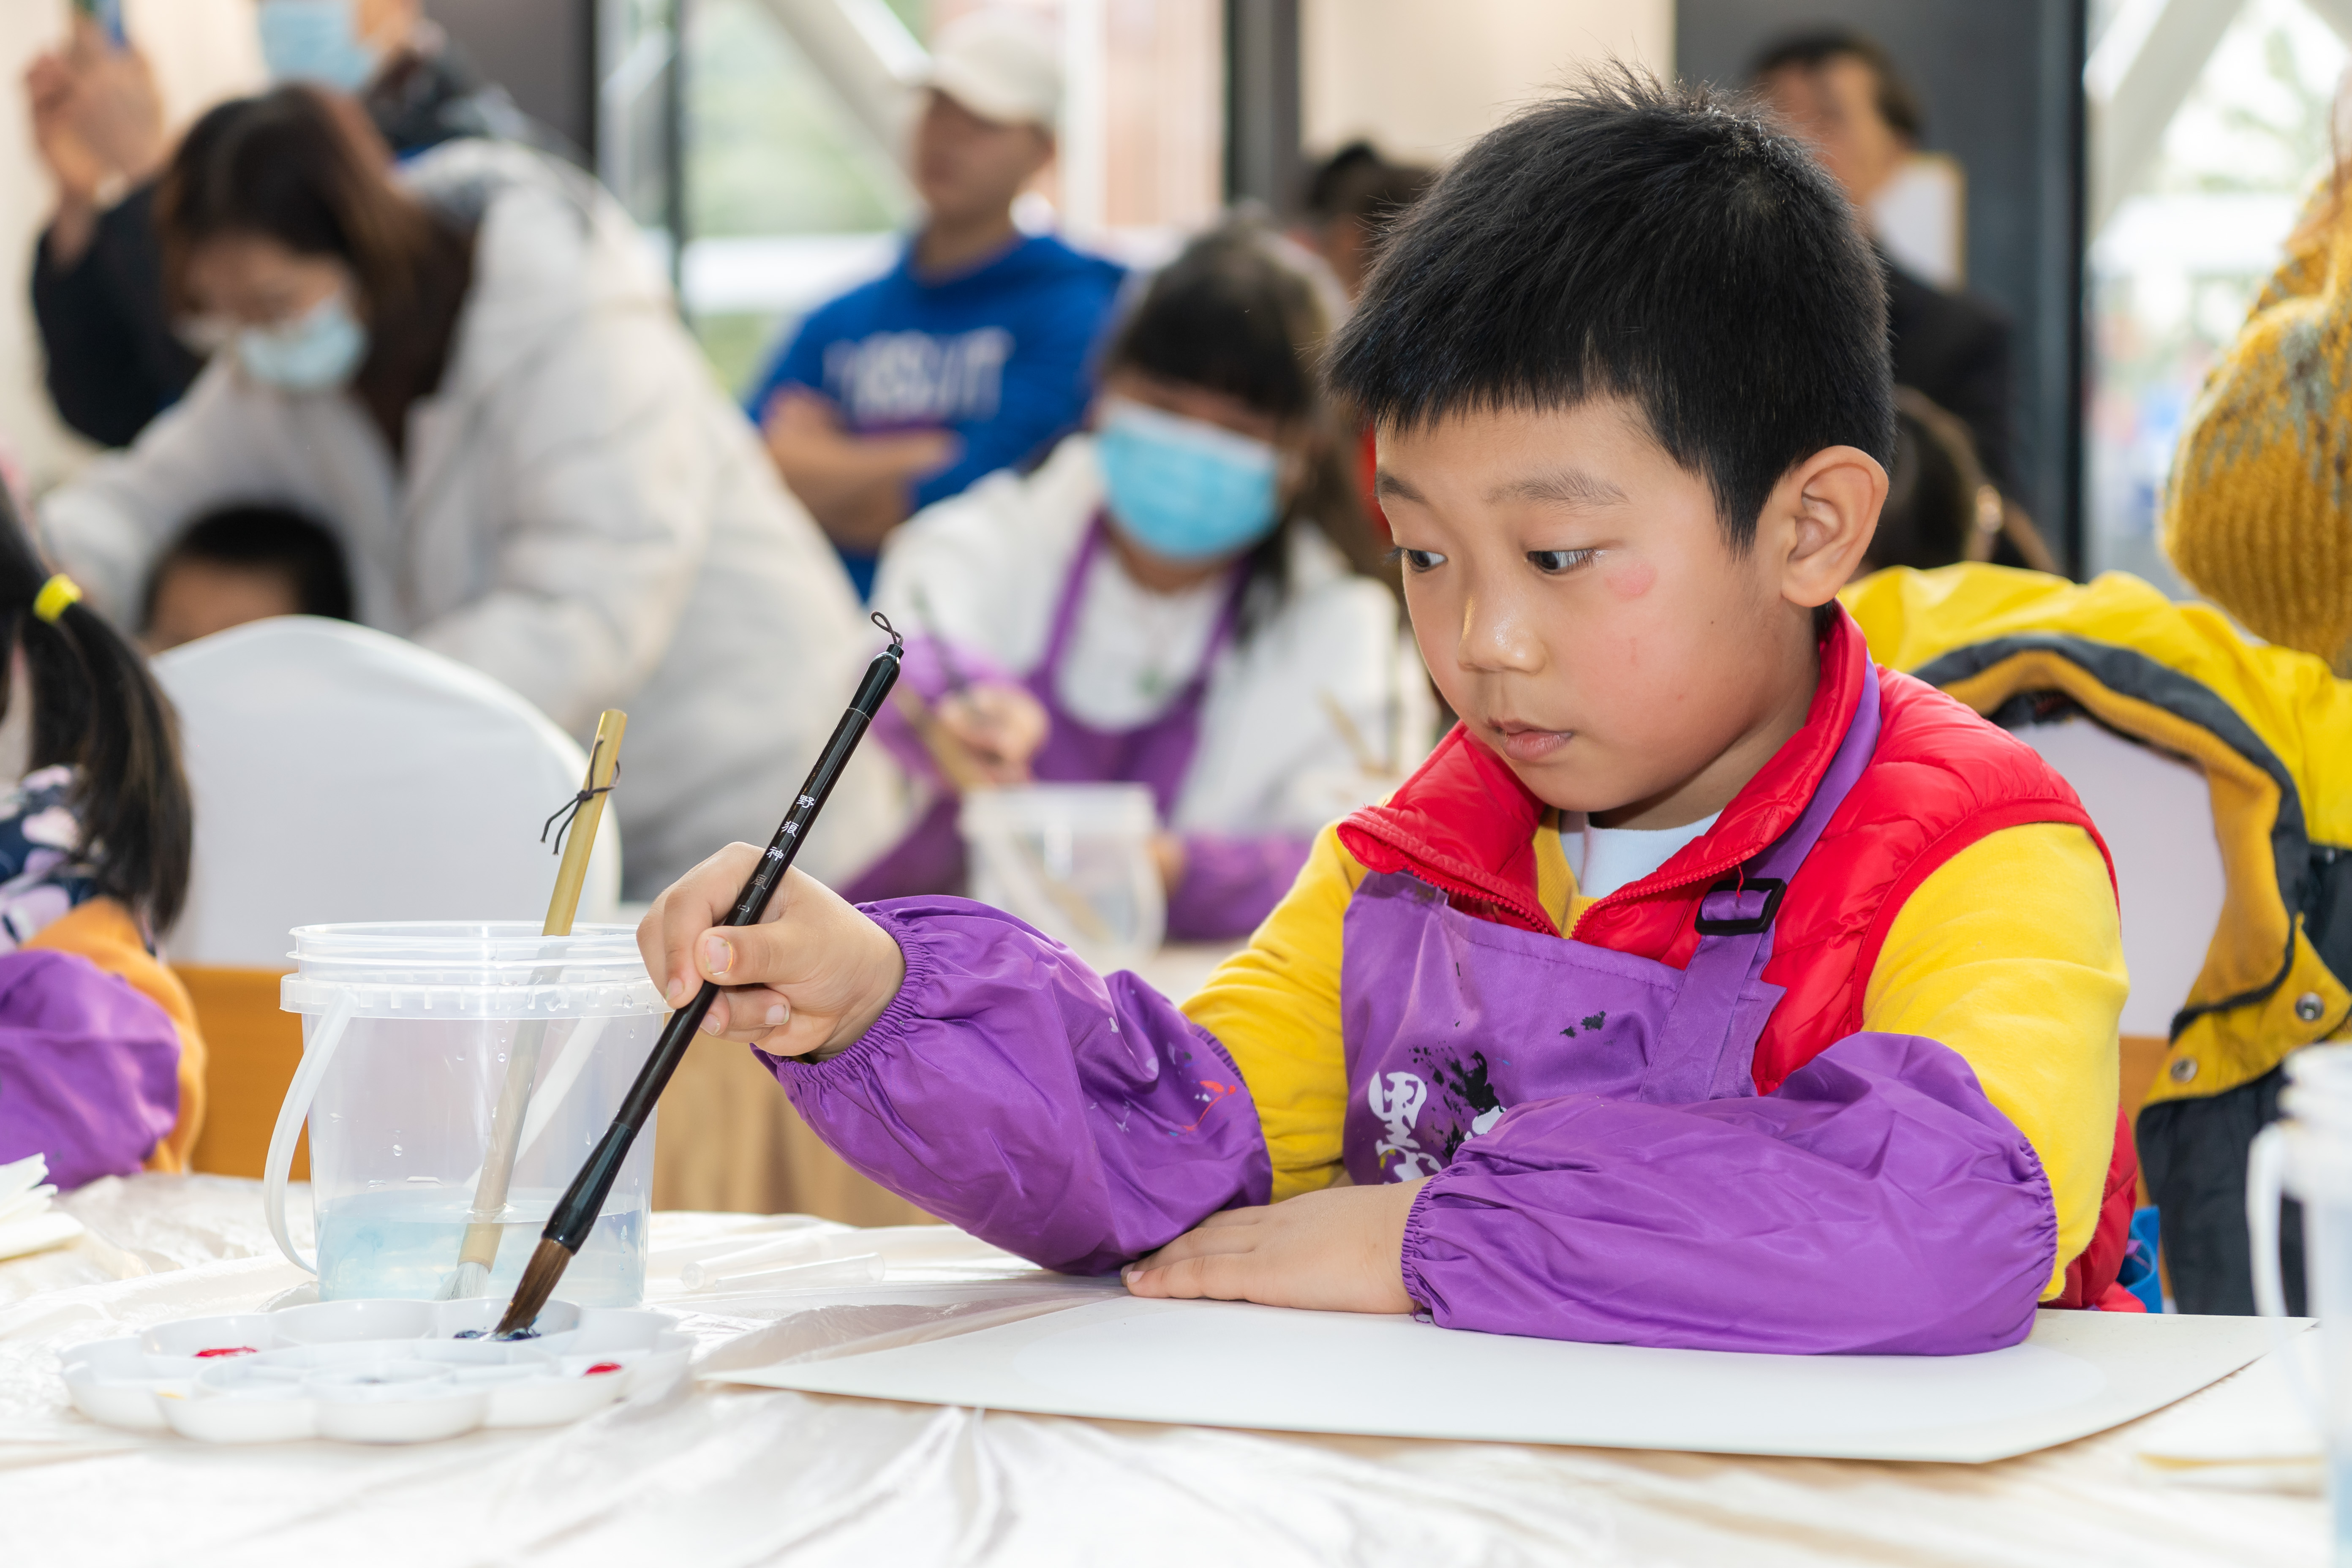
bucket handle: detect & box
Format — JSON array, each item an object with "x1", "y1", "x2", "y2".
[
  {"x1": 262, "y1": 990, "x2": 357, "y2": 1276},
  {"x1": 2249, "y1": 1123, "x2": 2292, "y2": 1319},
  {"x1": 2247, "y1": 1121, "x2": 2324, "y2": 1424}
]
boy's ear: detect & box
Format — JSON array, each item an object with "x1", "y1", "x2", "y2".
[{"x1": 1763, "y1": 445, "x2": 1888, "y2": 607}]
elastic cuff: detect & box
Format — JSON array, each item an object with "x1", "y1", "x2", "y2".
[
  {"x1": 756, "y1": 907, "x2": 939, "y2": 1083},
  {"x1": 1394, "y1": 1171, "x2": 1450, "y2": 1318}
]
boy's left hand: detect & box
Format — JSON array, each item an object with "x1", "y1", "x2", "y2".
[{"x1": 1121, "y1": 1180, "x2": 1426, "y2": 1314}]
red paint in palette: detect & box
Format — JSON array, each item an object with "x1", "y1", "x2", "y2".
[
  {"x1": 583, "y1": 1361, "x2": 623, "y2": 1376},
  {"x1": 194, "y1": 1346, "x2": 258, "y2": 1358}
]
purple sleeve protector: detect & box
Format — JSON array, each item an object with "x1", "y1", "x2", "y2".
[
  {"x1": 1402, "y1": 1031, "x2": 2060, "y2": 1355},
  {"x1": 1165, "y1": 832, "x2": 1313, "y2": 942},
  {"x1": 862, "y1": 634, "x2": 1013, "y2": 791},
  {"x1": 0, "y1": 949, "x2": 182, "y2": 1190},
  {"x1": 767, "y1": 898, "x2": 1272, "y2": 1274},
  {"x1": 841, "y1": 635, "x2": 1016, "y2": 904}
]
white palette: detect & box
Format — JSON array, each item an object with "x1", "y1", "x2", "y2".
[
  {"x1": 63, "y1": 1296, "x2": 690, "y2": 1445},
  {"x1": 714, "y1": 1297, "x2": 2299, "y2": 1464}
]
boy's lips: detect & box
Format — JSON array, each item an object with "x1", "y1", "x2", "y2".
[{"x1": 1488, "y1": 720, "x2": 1574, "y2": 762}]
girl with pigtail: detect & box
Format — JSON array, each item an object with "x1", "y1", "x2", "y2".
[{"x1": 0, "y1": 478, "x2": 202, "y2": 1189}]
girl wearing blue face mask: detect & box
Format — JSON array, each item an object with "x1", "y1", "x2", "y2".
[
  {"x1": 851, "y1": 226, "x2": 1432, "y2": 939},
  {"x1": 38, "y1": 88, "x2": 896, "y2": 900}
]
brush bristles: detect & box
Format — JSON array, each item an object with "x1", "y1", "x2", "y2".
[{"x1": 496, "y1": 1237, "x2": 576, "y2": 1338}]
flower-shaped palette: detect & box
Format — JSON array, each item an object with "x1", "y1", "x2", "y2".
[{"x1": 61, "y1": 1296, "x2": 691, "y2": 1444}]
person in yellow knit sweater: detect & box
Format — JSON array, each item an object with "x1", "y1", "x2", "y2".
[
  {"x1": 639, "y1": 75, "x2": 2137, "y2": 1351},
  {"x1": 0, "y1": 478, "x2": 202, "y2": 1187},
  {"x1": 2163, "y1": 170, "x2": 2352, "y2": 677}
]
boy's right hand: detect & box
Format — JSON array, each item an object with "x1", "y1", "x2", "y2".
[{"x1": 637, "y1": 848, "x2": 907, "y2": 1062}]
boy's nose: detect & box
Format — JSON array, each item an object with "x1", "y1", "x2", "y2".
[{"x1": 1455, "y1": 592, "x2": 1546, "y2": 675}]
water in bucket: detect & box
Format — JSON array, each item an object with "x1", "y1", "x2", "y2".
[
  {"x1": 2250, "y1": 1042, "x2": 2352, "y2": 1563},
  {"x1": 961, "y1": 784, "x2": 1165, "y2": 970},
  {"x1": 269, "y1": 923, "x2": 666, "y2": 1305}
]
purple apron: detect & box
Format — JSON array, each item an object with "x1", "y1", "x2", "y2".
[
  {"x1": 1023, "y1": 516, "x2": 1248, "y2": 814},
  {"x1": 846, "y1": 516, "x2": 1245, "y2": 905},
  {"x1": 1342, "y1": 673, "x2": 1883, "y2": 1184}
]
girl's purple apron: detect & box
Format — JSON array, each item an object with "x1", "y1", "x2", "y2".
[
  {"x1": 845, "y1": 517, "x2": 1244, "y2": 902},
  {"x1": 1343, "y1": 673, "x2": 1882, "y2": 1181}
]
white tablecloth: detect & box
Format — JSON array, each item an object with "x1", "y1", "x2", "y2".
[{"x1": 0, "y1": 1175, "x2": 2327, "y2": 1568}]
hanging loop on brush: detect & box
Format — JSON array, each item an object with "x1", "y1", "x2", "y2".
[{"x1": 541, "y1": 761, "x2": 621, "y2": 856}]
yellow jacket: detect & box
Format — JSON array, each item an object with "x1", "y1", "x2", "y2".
[{"x1": 1844, "y1": 563, "x2": 2352, "y2": 1105}]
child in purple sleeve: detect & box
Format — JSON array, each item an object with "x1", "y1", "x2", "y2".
[
  {"x1": 840, "y1": 226, "x2": 1426, "y2": 941},
  {"x1": 0, "y1": 480, "x2": 197, "y2": 1187},
  {"x1": 638, "y1": 74, "x2": 2133, "y2": 1353}
]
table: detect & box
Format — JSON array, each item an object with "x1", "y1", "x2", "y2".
[{"x1": 0, "y1": 1173, "x2": 2325, "y2": 1568}]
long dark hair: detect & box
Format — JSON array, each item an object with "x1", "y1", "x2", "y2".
[
  {"x1": 157, "y1": 85, "x2": 474, "y2": 456},
  {"x1": 1097, "y1": 225, "x2": 1379, "y2": 627},
  {"x1": 0, "y1": 486, "x2": 192, "y2": 935}
]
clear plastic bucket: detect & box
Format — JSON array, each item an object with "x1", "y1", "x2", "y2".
[
  {"x1": 267, "y1": 923, "x2": 665, "y2": 1305},
  {"x1": 2250, "y1": 1042, "x2": 2352, "y2": 1561},
  {"x1": 960, "y1": 784, "x2": 1165, "y2": 970}
]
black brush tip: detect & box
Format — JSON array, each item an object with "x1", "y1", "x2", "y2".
[{"x1": 496, "y1": 1237, "x2": 575, "y2": 1338}]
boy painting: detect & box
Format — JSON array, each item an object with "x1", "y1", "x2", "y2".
[{"x1": 640, "y1": 76, "x2": 2134, "y2": 1352}]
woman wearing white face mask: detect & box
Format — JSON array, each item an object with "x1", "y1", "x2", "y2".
[
  {"x1": 850, "y1": 226, "x2": 1432, "y2": 939},
  {"x1": 25, "y1": 0, "x2": 543, "y2": 452},
  {"x1": 38, "y1": 87, "x2": 897, "y2": 898}
]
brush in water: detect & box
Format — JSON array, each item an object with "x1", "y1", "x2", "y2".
[
  {"x1": 438, "y1": 710, "x2": 627, "y2": 1301},
  {"x1": 497, "y1": 615, "x2": 905, "y2": 1337}
]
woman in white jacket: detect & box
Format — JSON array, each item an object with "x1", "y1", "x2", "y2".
[
  {"x1": 38, "y1": 87, "x2": 898, "y2": 896},
  {"x1": 849, "y1": 226, "x2": 1430, "y2": 939}
]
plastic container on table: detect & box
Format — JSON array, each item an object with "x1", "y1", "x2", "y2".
[
  {"x1": 959, "y1": 783, "x2": 1165, "y2": 971},
  {"x1": 2250, "y1": 1041, "x2": 2352, "y2": 1565},
  {"x1": 265, "y1": 922, "x2": 665, "y2": 1305}
]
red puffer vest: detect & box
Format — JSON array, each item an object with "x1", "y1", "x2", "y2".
[{"x1": 1339, "y1": 608, "x2": 2141, "y2": 1309}]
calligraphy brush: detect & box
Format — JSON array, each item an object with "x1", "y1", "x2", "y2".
[
  {"x1": 495, "y1": 615, "x2": 905, "y2": 1337},
  {"x1": 438, "y1": 709, "x2": 627, "y2": 1300}
]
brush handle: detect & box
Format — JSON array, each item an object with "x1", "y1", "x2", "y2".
[{"x1": 537, "y1": 641, "x2": 902, "y2": 1255}]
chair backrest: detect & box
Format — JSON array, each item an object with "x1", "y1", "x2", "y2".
[
  {"x1": 152, "y1": 616, "x2": 620, "y2": 967},
  {"x1": 2012, "y1": 717, "x2": 2226, "y2": 1043}
]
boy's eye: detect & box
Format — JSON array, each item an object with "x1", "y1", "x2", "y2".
[
  {"x1": 1528, "y1": 549, "x2": 1597, "y2": 574},
  {"x1": 1390, "y1": 548, "x2": 1447, "y2": 574}
]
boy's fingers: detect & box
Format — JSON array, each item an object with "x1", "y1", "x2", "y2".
[
  {"x1": 697, "y1": 905, "x2": 811, "y2": 991},
  {"x1": 700, "y1": 985, "x2": 790, "y2": 1040},
  {"x1": 1131, "y1": 1223, "x2": 1258, "y2": 1273},
  {"x1": 650, "y1": 844, "x2": 762, "y2": 1003},
  {"x1": 1128, "y1": 1252, "x2": 1248, "y2": 1302}
]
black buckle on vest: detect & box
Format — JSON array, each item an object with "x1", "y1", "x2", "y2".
[{"x1": 1693, "y1": 876, "x2": 1786, "y2": 936}]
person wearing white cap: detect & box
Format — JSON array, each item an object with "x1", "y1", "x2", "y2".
[{"x1": 744, "y1": 7, "x2": 1126, "y2": 598}]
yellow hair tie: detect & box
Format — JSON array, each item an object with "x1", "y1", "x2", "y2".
[{"x1": 32, "y1": 574, "x2": 81, "y2": 624}]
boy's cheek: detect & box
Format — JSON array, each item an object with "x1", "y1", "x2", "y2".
[{"x1": 1604, "y1": 560, "x2": 1656, "y2": 600}]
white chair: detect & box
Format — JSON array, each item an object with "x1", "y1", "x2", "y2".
[
  {"x1": 153, "y1": 616, "x2": 621, "y2": 967},
  {"x1": 2012, "y1": 717, "x2": 2225, "y2": 1040}
]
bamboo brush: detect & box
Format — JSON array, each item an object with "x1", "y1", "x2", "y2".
[
  {"x1": 438, "y1": 710, "x2": 627, "y2": 1301},
  {"x1": 496, "y1": 620, "x2": 905, "y2": 1337}
]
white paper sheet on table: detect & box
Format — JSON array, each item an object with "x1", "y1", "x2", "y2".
[{"x1": 711, "y1": 1295, "x2": 2301, "y2": 1464}]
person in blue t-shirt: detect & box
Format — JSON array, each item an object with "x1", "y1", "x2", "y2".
[{"x1": 745, "y1": 9, "x2": 1126, "y2": 597}]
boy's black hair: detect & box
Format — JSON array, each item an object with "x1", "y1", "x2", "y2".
[
  {"x1": 1750, "y1": 28, "x2": 1926, "y2": 144},
  {"x1": 141, "y1": 504, "x2": 356, "y2": 630},
  {"x1": 0, "y1": 483, "x2": 191, "y2": 934},
  {"x1": 1326, "y1": 69, "x2": 1895, "y2": 553}
]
